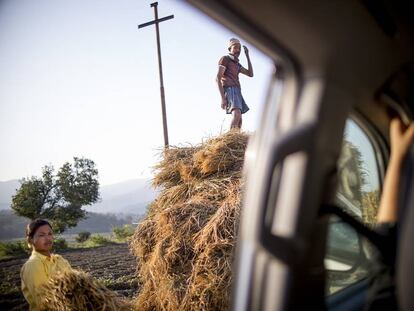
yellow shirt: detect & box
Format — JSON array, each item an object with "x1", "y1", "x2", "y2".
[{"x1": 20, "y1": 250, "x2": 72, "y2": 311}]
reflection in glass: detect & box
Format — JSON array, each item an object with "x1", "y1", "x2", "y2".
[
  {"x1": 336, "y1": 120, "x2": 380, "y2": 224},
  {"x1": 326, "y1": 119, "x2": 381, "y2": 295}
]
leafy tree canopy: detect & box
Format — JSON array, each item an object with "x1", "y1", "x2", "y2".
[{"x1": 11, "y1": 157, "x2": 100, "y2": 233}]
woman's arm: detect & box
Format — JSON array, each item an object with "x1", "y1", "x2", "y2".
[{"x1": 377, "y1": 119, "x2": 414, "y2": 223}]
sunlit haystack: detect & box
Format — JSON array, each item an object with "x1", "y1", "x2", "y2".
[
  {"x1": 39, "y1": 269, "x2": 132, "y2": 311},
  {"x1": 362, "y1": 190, "x2": 380, "y2": 225},
  {"x1": 130, "y1": 130, "x2": 248, "y2": 311}
]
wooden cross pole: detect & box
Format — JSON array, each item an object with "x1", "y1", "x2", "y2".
[{"x1": 138, "y1": 2, "x2": 174, "y2": 148}]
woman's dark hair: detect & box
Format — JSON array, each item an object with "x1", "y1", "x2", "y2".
[{"x1": 26, "y1": 219, "x2": 53, "y2": 239}]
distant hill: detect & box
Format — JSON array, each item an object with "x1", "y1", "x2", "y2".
[
  {"x1": 0, "y1": 209, "x2": 142, "y2": 240},
  {"x1": 0, "y1": 178, "x2": 157, "y2": 215},
  {"x1": 0, "y1": 179, "x2": 20, "y2": 210},
  {"x1": 86, "y1": 179, "x2": 157, "y2": 215}
]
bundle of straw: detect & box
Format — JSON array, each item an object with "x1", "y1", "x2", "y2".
[
  {"x1": 130, "y1": 130, "x2": 248, "y2": 311},
  {"x1": 38, "y1": 269, "x2": 132, "y2": 311}
]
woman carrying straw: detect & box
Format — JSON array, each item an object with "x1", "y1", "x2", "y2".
[{"x1": 20, "y1": 219, "x2": 72, "y2": 310}]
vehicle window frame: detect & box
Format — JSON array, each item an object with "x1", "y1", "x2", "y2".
[{"x1": 326, "y1": 113, "x2": 387, "y2": 296}]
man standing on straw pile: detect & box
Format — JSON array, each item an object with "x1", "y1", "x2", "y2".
[{"x1": 216, "y1": 38, "x2": 254, "y2": 129}]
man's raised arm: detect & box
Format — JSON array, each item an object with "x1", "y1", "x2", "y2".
[{"x1": 240, "y1": 45, "x2": 254, "y2": 77}]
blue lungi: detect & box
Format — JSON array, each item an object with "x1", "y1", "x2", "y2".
[{"x1": 224, "y1": 86, "x2": 249, "y2": 114}]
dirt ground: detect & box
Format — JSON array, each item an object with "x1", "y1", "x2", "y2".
[{"x1": 0, "y1": 243, "x2": 138, "y2": 311}]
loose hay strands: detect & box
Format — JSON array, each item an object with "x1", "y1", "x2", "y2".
[
  {"x1": 152, "y1": 146, "x2": 201, "y2": 188},
  {"x1": 38, "y1": 269, "x2": 132, "y2": 311},
  {"x1": 185, "y1": 183, "x2": 242, "y2": 310},
  {"x1": 152, "y1": 131, "x2": 248, "y2": 188},
  {"x1": 130, "y1": 131, "x2": 249, "y2": 311},
  {"x1": 131, "y1": 201, "x2": 220, "y2": 310},
  {"x1": 194, "y1": 130, "x2": 248, "y2": 176}
]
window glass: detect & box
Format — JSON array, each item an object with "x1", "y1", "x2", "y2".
[
  {"x1": 335, "y1": 120, "x2": 380, "y2": 223},
  {"x1": 326, "y1": 119, "x2": 381, "y2": 295}
]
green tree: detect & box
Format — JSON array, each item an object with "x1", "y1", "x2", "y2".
[{"x1": 11, "y1": 157, "x2": 100, "y2": 233}]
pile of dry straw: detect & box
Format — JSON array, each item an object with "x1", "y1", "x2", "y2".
[
  {"x1": 130, "y1": 130, "x2": 249, "y2": 311},
  {"x1": 37, "y1": 130, "x2": 248, "y2": 311},
  {"x1": 39, "y1": 269, "x2": 132, "y2": 311}
]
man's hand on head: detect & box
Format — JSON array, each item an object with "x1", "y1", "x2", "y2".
[{"x1": 243, "y1": 45, "x2": 249, "y2": 56}]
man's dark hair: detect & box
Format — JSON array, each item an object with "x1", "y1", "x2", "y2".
[{"x1": 26, "y1": 219, "x2": 53, "y2": 239}]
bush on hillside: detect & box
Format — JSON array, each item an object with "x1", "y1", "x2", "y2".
[
  {"x1": 75, "y1": 231, "x2": 91, "y2": 243},
  {"x1": 53, "y1": 238, "x2": 68, "y2": 251},
  {"x1": 89, "y1": 234, "x2": 113, "y2": 246},
  {"x1": 0, "y1": 240, "x2": 29, "y2": 258},
  {"x1": 112, "y1": 225, "x2": 134, "y2": 241}
]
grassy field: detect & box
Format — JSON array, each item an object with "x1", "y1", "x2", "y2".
[{"x1": 0, "y1": 243, "x2": 138, "y2": 310}]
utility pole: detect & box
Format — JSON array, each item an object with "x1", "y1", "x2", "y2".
[{"x1": 138, "y1": 2, "x2": 174, "y2": 148}]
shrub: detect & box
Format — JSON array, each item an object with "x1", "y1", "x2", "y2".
[
  {"x1": 53, "y1": 238, "x2": 68, "y2": 251},
  {"x1": 76, "y1": 231, "x2": 91, "y2": 243},
  {"x1": 112, "y1": 225, "x2": 134, "y2": 241},
  {"x1": 89, "y1": 234, "x2": 112, "y2": 246},
  {"x1": 0, "y1": 240, "x2": 29, "y2": 258}
]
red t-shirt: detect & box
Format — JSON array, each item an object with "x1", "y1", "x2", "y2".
[{"x1": 219, "y1": 55, "x2": 242, "y2": 88}]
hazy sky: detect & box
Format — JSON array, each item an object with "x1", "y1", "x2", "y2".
[{"x1": 0, "y1": 0, "x2": 274, "y2": 185}]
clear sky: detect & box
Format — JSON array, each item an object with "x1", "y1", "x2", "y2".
[{"x1": 0, "y1": 0, "x2": 273, "y2": 185}]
